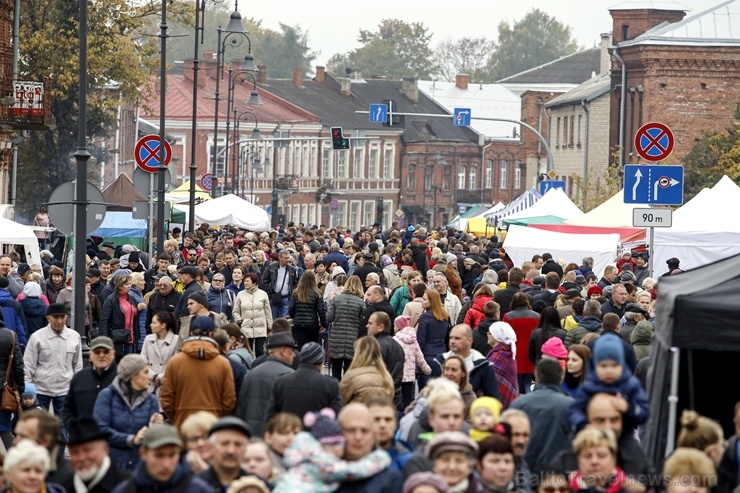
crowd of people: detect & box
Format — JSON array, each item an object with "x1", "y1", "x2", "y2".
[{"x1": 0, "y1": 221, "x2": 730, "y2": 493}]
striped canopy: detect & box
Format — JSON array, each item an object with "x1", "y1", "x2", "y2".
[{"x1": 486, "y1": 188, "x2": 541, "y2": 226}]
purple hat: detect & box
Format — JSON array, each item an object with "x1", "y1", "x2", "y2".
[{"x1": 304, "y1": 408, "x2": 344, "y2": 445}]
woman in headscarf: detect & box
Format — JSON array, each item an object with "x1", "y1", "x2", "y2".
[{"x1": 487, "y1": 321, "x2": 519, "y2": 408}]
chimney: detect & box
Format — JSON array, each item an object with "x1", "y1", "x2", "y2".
[
  {"x1": 315, "y1": 66, "x2": 325, "y2": 83},
  {"x1": 401, "y1": 77, "x2": 419, "y2": 104},
  {"x1": 183, "y1": 60, "x2": 195, "y2": 83},
  {"x1": 610, "y1": 5, "x2": 686, "y2": 44},
  {"x1": 600, "y1": 33, "x2": 612, "y2": 75},
  {"x1": 340, "y1": 78, "x2": 352, "y2": 97},
  {"x1": 293, "y1": 68, "x2": 303, "y2": 87},
  {"x1": 257, "y1": 66, "x2": 267, "y2": 85},
  {"x1": 455, "y1": 74, "x2": 469, "y2": 90},
  {"x1": 183, "y1": 59, "x2": 205, "y2": 87}
]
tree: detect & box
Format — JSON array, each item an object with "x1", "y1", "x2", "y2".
[
  {"x1": 682, "y1": 108, "x2": 740, "y2": 201},
  {"x1": 488, "y1": 9, "x2": 579, "y2": 81},
  {"x1": 161, "y1": 2, "x2": 316, "y2": 78},
  {"x1": 327, "y1": 19, "x2": 437, "y2": 79},
  {"x1": 15, "y1": 0, "x2": 176, "y2": 218},
  {"x1": 434, "y1": 37, "x2": 496, "y2": 82}
]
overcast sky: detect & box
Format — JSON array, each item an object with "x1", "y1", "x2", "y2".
[{"x1": 234, "y1": 0, "x2": 721, "y2": 67}]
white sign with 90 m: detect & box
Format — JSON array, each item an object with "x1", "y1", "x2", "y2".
[{"x1": 632, "y1": 208, "x2": 672, "y2": 228}]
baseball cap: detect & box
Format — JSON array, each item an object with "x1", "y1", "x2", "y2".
[
  {"x1": 141, "y1": 424, "x2": 183, "y2": 449},
  {"x1": 90, "y1": 336, "x2": 114, "y2": 351}
]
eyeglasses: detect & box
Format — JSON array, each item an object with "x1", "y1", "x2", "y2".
[
  {"x1": 186, "y1": 434, "x2": 208, "y2": 444},
  {"x1": 212, "y1": 279, "x2": 225, "y2": 283},
  {"x1": 92, "y1": 349, "x2": 111, "y2": 355}
]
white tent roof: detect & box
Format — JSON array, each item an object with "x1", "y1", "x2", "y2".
[
  {"x1": 478, "y1": 202, "x2": 505, "y2": 218},
  {"x1": 486, "y1": 189, "x2": 541, "y2": 225},
  {"x1": 503, "y1": 225, "x2": 619, "y2": 277},
  {"x1": 566, "y1": 189, "x2": 650, "y2": 227},
  {"x1": 505, "y1": 187, "x2": 583, "y2": 221},
  {"x1": 653, "y1": 176, "x2": 740, "y2": 271},
  {"x1": 0, "y1": 218, "x2": 41, "y2": 267},
  {"x1": 193, "y1": 194, "x2": 270, "y2": 231}
]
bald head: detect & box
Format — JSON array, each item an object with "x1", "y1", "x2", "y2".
[
  {"x1": 338, "y1": 403, "x2": 375, "y2": 460},
  {"x1": 587, "y1": 393, "x2": 624, "y2": 437}
]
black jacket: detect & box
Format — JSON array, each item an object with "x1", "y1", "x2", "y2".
[
  {"x1": 541, "y1": 259, "x2": 563, "y2": 278},
  {"x1": 473, "y1": 321, "x2": 493, "y2": 356},
  {"x1": 100, "y1": 291, "x2": 141, "y2": 350},
  {"x1": 409, "y1": 245, "x2": 429, "y2": 278},
  {"x1": 63, "y1": 364, "x2": 117, "y2": 429},
  {"x1": 0, "y1": 327, "x2": 24, "y2": 401},
  {"x1": 288, "y1": 291, "x2": 327, "y2": 329},
  {"x1": 259, "y1": 262, "x2": 299, "y2": 296},
  {"x1": 353, "y1": 264, "x2": 382, "y2": 288},
  {"x1": 146, "y1": 289, "x2": 182, "y2": 329},
  {"x1": 718, "y1": 435, "x2": 740, "y2": 493},
  {"x1": 494, "y1": 284, "x2": 521, "y2": 315},
  {"x1": 266, "y1": 363, "x2": 342, "y2": 421},
  {"x1": 61, "y1": 461, "x2": 130, "y2": 493},
  {"x1": 375, "y1": 331, "x2": 404, "y2": 410},
  {"x1": 358, "y1": 301, "x2": 397, "y2": 338},
  {"x1": 198, "y1": 467, "x2": 266, "y2": 493}
]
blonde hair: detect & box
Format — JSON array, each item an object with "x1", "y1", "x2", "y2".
[
  {"x1": 427, "y1": 378, "x2": 464, "y2": 414},
  {"x1": 343, "y1": 276, "x2": 364, "y2": 298},
  {"x1": 663, "y1": 448, "x2": 717, "y2": 487},
  {"x1": 130, "y1": 272, "x2": 145, "y2": 285},
  {"x1": 677, "y1": 410, "x2": 723, "y2": 452},
  {"x1": 572, "y1": 428, "x2": 618, "y2": 456},
  {"x1": 164, "y1": 239, "x2": 179, "y2": 249},
  {"x1": 347, "y1": 336, "x2": 394, "y2": 391},
  {"x1": 180, "y1": 411, "x2": 219, "y2": 438}
]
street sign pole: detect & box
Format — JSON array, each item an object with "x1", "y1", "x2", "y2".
[
  {"x1": 148, "y1": 173, "x2": 155, "y2": 259},
  {"x1": 632, "y1": 207, "x2": 672, "y2": 279},
  {"x1": 649, "y1": 226, "x2": 654, "y2": 279}
]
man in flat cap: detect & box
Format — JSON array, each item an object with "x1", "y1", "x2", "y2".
[{"x1": 63, "y1": 418, "x2": 130, "y2": 493}]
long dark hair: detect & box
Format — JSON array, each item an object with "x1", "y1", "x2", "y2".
[
  {"x1": 153, "y1": 311, "x2": 176, "y2": 332},
  {"x1": 537, "y1": 306, "x2": 561, "y2": 343}
]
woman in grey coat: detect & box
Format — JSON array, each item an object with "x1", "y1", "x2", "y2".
[{"x1": 327, "y1": 275, "x2": 365, "y2": 381}]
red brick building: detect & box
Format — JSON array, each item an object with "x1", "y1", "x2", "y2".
[{"x1": 609, "y1": 1, "x2": 740, "y2": 165}]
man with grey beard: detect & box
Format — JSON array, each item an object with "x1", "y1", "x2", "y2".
[{"x1": 63, "y1": 418, "x2": 130, "y2": 493}]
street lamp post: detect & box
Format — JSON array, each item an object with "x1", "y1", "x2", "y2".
[
  {"x1": 224, "y1": 69, "x2": 261, "y2": 194},
  {"x1": 233, "y1": 111, "x2": 261, "y2": 195},
  {"x1": 210, "y1": 14, "x2": 257, "y2": 198}
]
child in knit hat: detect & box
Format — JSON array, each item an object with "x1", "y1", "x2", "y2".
[
  {"x1": 272, "y1": 408, "x2": 391, "y2": 493},
  {"x1": 468, "y1": 396, "x2": 503, "y2": 442},
  {"x1": 20, "y1": 382, "x2": 41, "y2": 411},
  {"x1": 570, "y1": 333, "x2": 649, "y2": 433}
]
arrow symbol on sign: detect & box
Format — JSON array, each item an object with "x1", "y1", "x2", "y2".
[
  {"x1": 653, "y1": 180, "x2": 660, "y2": 201},
  {"x1": 375, "y1": 107, "x2": 384, "y2": 120},
  {"x1": 632, "y1": 169, "x2": 642, "y2": 201},
  {"x1": 669, "y1": 178, "x2": 680, "y2": 187}
]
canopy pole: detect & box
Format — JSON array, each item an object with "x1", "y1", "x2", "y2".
[
  {"x1": 687, "y1": 349, "x2": 695, "y2": 410},
  {"x1": 665, "y1": 347, "x2": 681, "y2": 457}
]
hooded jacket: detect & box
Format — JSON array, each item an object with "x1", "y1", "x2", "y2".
[
  {"x1": 463, "y1": 294, "x2": 492, "y2": 329},
  {"x1": 0, "y1": 289, "x2": 27, "y2": 346},
  {"x1": 430, "y1": 350, "x2": 502, "y2": 400},
  {"x1": 19, "y1": 285, "x2": 47, "y2": 336},
  {"x1": 206, "y1": 285, "x2": 234, "y2": 321},
  {"x1": 327, "y1": 291, "x2": 364, "y2": 360},
  {"x1": 394, "y1": 327, "x2": 431, "y2": 382},
  {"x1": 629, "y1": 322, "x2": 653, "y2": 361},
  {"x1": 159, "y1": 337, "x2": 236, "y2": 429},
  {"x1": 564, "y1": 316, "x2": 602, "y2": 348}
]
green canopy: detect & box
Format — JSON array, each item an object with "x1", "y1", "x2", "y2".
[
  {"x1": 502, "y1": 215, "x2": 566, "y2": 227},
  {"x1": 460, "y1": 204, "x2": 486, "y2": 218}
]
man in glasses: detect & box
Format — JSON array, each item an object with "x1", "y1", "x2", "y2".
[
  {"x1": 145, "y1": 275, "x2": 181, "y2": 328},
  {"x1": 63, "y1": 336, "x2": 117, "y2": 430}
]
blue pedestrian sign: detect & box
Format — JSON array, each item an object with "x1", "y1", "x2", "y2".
[
  {"x1": 539, "y1": 180, "x2": 566, "y2": 195},
  {"x1": 623, "y1": 164, "x2": 684, "y2": 205},
  {"x1": 369, "y1": 104, "x2": 388, "y2": 123},
  {"x1": 453, "y1": 108, "x2": 471, "y2": 126}
]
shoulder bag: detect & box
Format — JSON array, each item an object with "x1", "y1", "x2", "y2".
[{"x1": 1, "y1": 332, "x2": 21, "y2": 415}]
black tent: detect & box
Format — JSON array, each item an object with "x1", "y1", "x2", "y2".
[{"x1": 643, "y1": 253, "x2": 740, "y2": 469}]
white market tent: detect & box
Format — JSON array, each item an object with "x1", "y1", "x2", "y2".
[
  {"x1": 479, "y1": 202, "x2": 505, "y2": 218},
  {"x1": 486, "y1": 189, "x2": 541, "y2": 225},
  {"x1": 193, "y1": 194, "x2": 270, "y2": 231},
  {"x1": 653, "y1": 176, "x2": 740, "y2": 272},
  {"x1": 503, "y1": 225, "x2": 619, "y2": 276},
  {"x1": 0, "y1": 218, "x2": 41, "y2": 267},
  {"x1": 566, "y1": 189, "x2": 650, "y2": 228},
  {"x1": 503, "y1": 187, "x2": 583, "y2": 223}
]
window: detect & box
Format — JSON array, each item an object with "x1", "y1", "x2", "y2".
[
  {"x1": 514, "y1": 163, "x2": 521, "y2": 189},
  {"x1": 310, "y1": 141, "x2": 318, "y2": 176},
  {"x1": 363, "y1": 201, "x2": 374, "y2": 228},
  {"x1": 469, "y1": 168, "x2": 477, "y2": 190},
  {"x1": 383, "y1": 147, "x2": 394, "y2": 178},
  {"x1": 484, "y1": 160, "x2": 492, "y2": 188},
  {"x1": 350, "y1": 201, "x2": 360, "y2": 232},
  {"x1": 369, "y1": 146, "x2": 379, "y2": 178},
  {"x1": 424, "y1": 166, "x2": 433, "y2": 190},
  {"x1": 556, "y1": 118, "x2": 561, "y2": 146},
  {"x1": 407, "y1": 164, "x2": 416, "y2": 190},
  {"x1": 443, "y1": 166, "x2": 451, "y2": 190},
  {"x1": 322, "y1": 148, "x2": 332, "y2": 178},
  {"x1": 337, "y1": 150, "x2": 348, "y2": 178},
  {"x1": 301, "y1": 204, "x2": 308, "y2": 224},
  {"x1": 382, "y1": 201, "x2": 391, "y2": 230},
  {"x1": 302, "y1": 142, "x2": 310, "y2": 176},
  {"x1": 563, "y1": 118, "x2": 568, "y2": 147},
  {"x1": 569, "y1": 116, "x2": 575, "y2": 146},
  {"x1": 336, "y1": 202, "x2": 346, "y2": 228},
  {"x1": 577, "y1": 115, "x2": 583, "y2": 144},
  {"x1": 353, "y1": 147, "x2": 364, "y2": 179},
  {"x1": 292, "y1": 204, "x2": 299, "y2": 223},
  {"x1": 457, "y1": 166, "x2": 466, "y2": 190},
  {"x1": 309, "y1": 203, "x2": 316, "y2": 226},
  {"x1": 499, "y1": 160, "x2": 507, "y2": 189},
  {"x1": 209, "y1": 142, "x2": 225, "y2": 176}
]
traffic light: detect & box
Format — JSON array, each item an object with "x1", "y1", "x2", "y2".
[
  {"x1": 382, "y1": 99, "x2": 404, "y2": 127},
  {"x1": 330, "y1": 127, "x2": 350, "y2": 150}
]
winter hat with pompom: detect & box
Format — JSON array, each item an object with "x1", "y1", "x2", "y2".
[{"x1": 304, "y1": 408, "x2": 344, "y2": 445}]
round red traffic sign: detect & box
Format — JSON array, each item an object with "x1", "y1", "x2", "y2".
[
  {"x1": 201, "y1": 173, "x2": 214, "y2": 191},
  {"x1": 135, "y1": 134, "x2": 172, "y2": 173},
  {"x1": 634, "y1": 122, "x2": 674, "y2": 162}
]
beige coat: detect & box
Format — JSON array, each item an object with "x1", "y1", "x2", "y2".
[
  {"x1": 339, "y1": 366, "x2": 394, "y2": 406},
  {"x1": 177, "y1": 311, "x2": 229, "y2": 349},
  {"x1": 233, "y1": 285, "x2": 273, "y2": 339}
]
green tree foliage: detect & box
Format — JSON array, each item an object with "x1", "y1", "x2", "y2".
[
  {"x1": 682, "y1": 108, "x2": 740, "y2": 201},
  {"x1": 434, "y1": 37, "x2": 496, "y2": 82},
  {"x1": 163, "y1": 1, "x2": 316, "y2": 78},
  {"x1": 488, "y1": 9, "x2": 579, "y2": 81},
  {"x1": 327, "y1": 19, "x2": 437, "y2": 80},
  {"x1": 16, "y1": 0, "x2": 174, "y2": 218}
]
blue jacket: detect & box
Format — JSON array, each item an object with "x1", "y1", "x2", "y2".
[
  {"x1": 94, "y1": 379, "x2": 161, "y2": 471},
  {"x1": 19, "y1": 296, "x2": 47, "y2": 336},
  {"x1": 323, "y1": 251, "x2": 350, "y2": 273},
  {"x1": 0, "y1": 289, "x2": 27, "y2": 346},
  {"x1": 571, "y1": 335, "x2": 649, "y2": 432},
  {"x1": 130, "y1": 288, "x2": 147, "y2": 352},
  {"x1": 416, "y1": 312, "x2": 448, "y2": 357},
  {"x1": 112, "y1": 461, "x2": 211, "y2": 493},
  {"x1": 335, "y1": 465, "x2": 402, "y2": 493},
  {"x1": 207, "y1": 286, "x2": 234, "y2": 321},
  {"x1": 431, "y1": 351, "x2": 501, "y2": 400}
]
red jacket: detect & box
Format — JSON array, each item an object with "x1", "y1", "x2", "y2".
[
  {"x1": 502, "y1": 308, "x2": 540, "y2": 375},
  {"x1": 464, "y1": 295, "x2": 492, "y2": 329}
]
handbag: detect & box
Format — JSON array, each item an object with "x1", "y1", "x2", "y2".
[
  {"x1": 1, "y1": 333, "x2": 21, "y2": 414},
  {"x1": 111, "y1": 328, "x2": 130, "y2": 343},
  {"x1": 270, "y1": 292, "x2": 284, "y2": 305}
]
